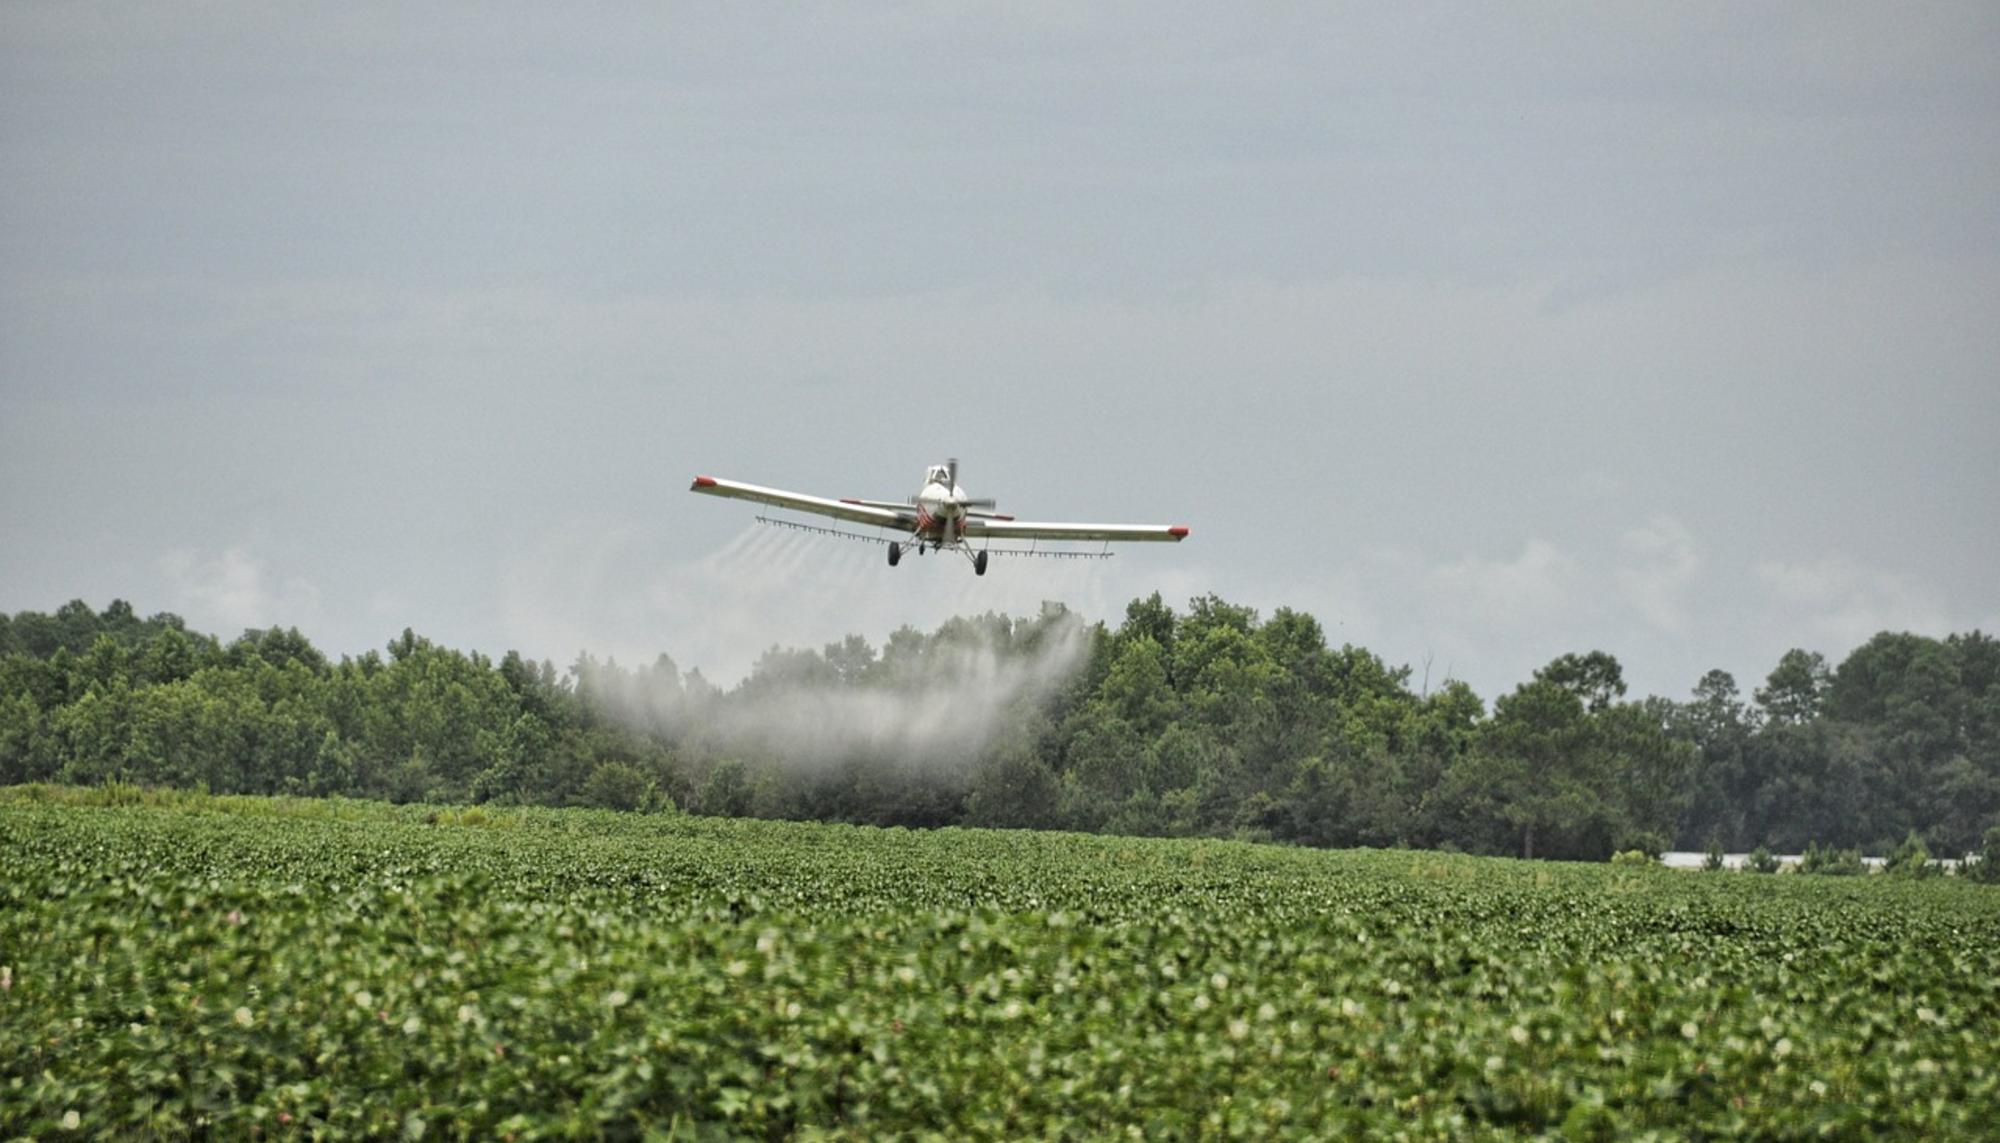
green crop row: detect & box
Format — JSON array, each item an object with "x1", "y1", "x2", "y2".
[{"x1": 4, "y1": 795, "x2": 1998, "y2": 1138}]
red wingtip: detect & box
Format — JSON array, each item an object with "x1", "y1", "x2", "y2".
[
  {"x1": 692, "y1": 475, "x2": 717, "y2": 489},
  {"x1": 1168, "y1": 525, "x2": 1190, "y2": 538}
]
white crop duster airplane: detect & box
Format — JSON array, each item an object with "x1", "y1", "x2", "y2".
[{"x1": 690, "y1": 459, "x2": 1189, "y2": 576}]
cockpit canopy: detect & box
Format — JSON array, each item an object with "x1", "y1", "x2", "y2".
[{"x1": 926, "y1": 465, "x2": 952, "y2": 487}]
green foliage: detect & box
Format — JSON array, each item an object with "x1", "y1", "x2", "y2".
[
  {"x1": 1799, "y1": 842, "x2": 1869, "y2": 877},
  {"x1": 1884, "y1": 831, "x2": 1938, "y2": 879},
  {"x1": 1756, "y1": 648, "x2": 1831, "y2": 725},
  {"x1": 1970, "y1": 825, "x2": 2000, "y2": 884},
  {"x1": 1702, "y1": 835, "x2": 1726, "y2": 872},
  {"x1": 1534, "y1": 650, "x2": 1627, "y2": 713},
  {"x1": 1745, "y1": 845, "x2": 1782, "y2": 874},
  {"x1": 579, "y1": 760, "x2": 657, "y2": 812},
  {"x1": 5, "y1": 796, "x2": 2000, "y2": 1138},
  {"x1": 1609, "y1": 848, "x2": 1655, "y2": 867},
  {"x1": 697, "y1": 758, "x2": 753, "y2": 818},
  {"x1": 2, "y1": 601, "x2": 1997, "y2": 866}
]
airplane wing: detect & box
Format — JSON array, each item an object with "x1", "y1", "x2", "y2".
[
  {"x1": 689, "y1": 476, "x2": 913, "y2": 530},
  {"x1": 965, "y1": 518, "x2": 1189, "y2": 543}
]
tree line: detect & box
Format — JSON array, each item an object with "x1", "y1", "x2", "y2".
[{"x1": 1, "y1": 597, "x2": 1995, "y2": 861}]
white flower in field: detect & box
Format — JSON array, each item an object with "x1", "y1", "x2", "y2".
[
  {"x1": 725, "y1": 960, "x2": 749, "y2": 977},
  {"x1": 62, "y1": 1111, "x2": 79, "y2": 1130},
  {"x1": 895, "y1": 966, "x2": 917, "y2": 985},
  {"x1": 1193, "y1": 994, "x2": 1212, "y2": 1012},
  {"x1": 457, "y1": 1005, "x2": 477, "y2": 1025},
  {"x1": 1210, "y1": 973, "x2": 1229, "y2": 991},
  {"x1": 1810, "y1": 1080, "x2": 1828, "y2": 1096},
  {"x1": 355, "y1": 990, "x2": 374, "y2": 1010},
  {"x1": 1681, "y1": 1022, "x2": 1699, "y2": 1041},
  {"x1": 607, "y1": 990, "x2": 630, "y2": 1009},
  {"x1": 1, "y1": 965, "x2": 11, "y2": 991},
  {"x1": 1339, "y1": 998, "x2": 1363, "y2": 1019},
  {"x1": 1509, "y1": 1025, "x2": 1530, "y2": 1046},
  {"x1": 1227, "y1": 1018, "x2": 1249, "y2": 1040},
  {"x1": 1002, "y1": 1000, "x2": 1023, "y2": 1020},
  {"x1": 402, "y1": 1016, "x2": 422, "y2": 1035},
  {"x1": 234, "y1": 1007, "x2": 253, "y2": 1027},
  {"x1": 1774, "y1": 1037, "x2": 1793, "y2": 1059},
  {"x1": 1257, "y1": 1003, "x2": 1277, "y2": 1023}
]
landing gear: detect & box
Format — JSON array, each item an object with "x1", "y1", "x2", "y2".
[
  {"x1": 887, "y1": 542, "x2": 902, "y2": 567},
  {"x1": 974, "y1": 549, "x2": 989, "y2": 577}
]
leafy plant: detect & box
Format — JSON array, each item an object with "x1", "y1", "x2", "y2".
[
  {"x1": 1744, "y1": 845, "x2": 1782, "y2": 873},
  {"x1": 1798, "y1": 841, "x2": 1867, "y2": 876},
  {"x1": 5, "y1": 793, "x2": 1999, "y2": 1138},
  {"x1": 1884, "y1": 831, "x2": 1938, "y2": 879},
  {"x1": 1968, "y1": 824, "x2": 2000, "y2": 884}
]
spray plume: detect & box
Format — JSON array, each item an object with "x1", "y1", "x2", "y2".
[{"x1": 519, "y1": 523, "x2": 1110, "y2": 772}]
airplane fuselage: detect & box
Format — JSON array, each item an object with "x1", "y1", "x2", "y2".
[{"x1": 912, "y1": 478, "x2": 969, "y2": 544}]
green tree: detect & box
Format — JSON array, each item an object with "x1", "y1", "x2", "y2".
[
  {"x1": 581, "y1": 760, "x2": 655, "y2": 811},
  {"x1": 1967, "y1": 824, "x2": 2000, "y2": 884},
  {"x1": 1599, "y1": 699, "x2": 1696, "y2": 854},
  {"x1": 1535, "y1": 651, "x2": 1627, "y2": 713},
  {"x1": 80, "y1": 634, "x2": 134, "y2": 693},
  {"x1": 1677, "y1": 669, "x2": 1757, "y2": 847},
  {"x1": 0, "y1": 691, "x2": 51, "y2": 784},
  {"x1": 1743, "y1": 720, "x2": 1873, "y2": 851},
  {"x1": 821, "y1": 635, "x2": 877, "y2": 687},
  {"x1": 305, "y1": 729, "x2": 358, "y2": 797},
  {"x1": 1756, "y1": 649, "x2": 1830, "y2": 725},
  {"x1": 1056, "y1": 702, "x2": 1149, "y2": 828},
  {"x1": 140, "y1": 627, "x2": 201, "y2": 686},
  {"x1": 1098, "y1": 637, "x2": 1178, "y2": 737},
  {"x1": 1798, "y1": 842, "x2": 1866, "y2": 876},
  {"x1": 1883, "y1": 831, "x2": 1937, "y2": 879},
  {"x1": 1117, "y1": 592, "x2": 1178, "y2": 661},
  {"x1": 228, "y1": 626, "x2": 330, "y2": 675},
  {"x1": 1474, "y1": 678, "x2": 1611, "y2": 860},
  {"x1": 698, "y1": 759, "x2": 753, "y2": 817},
  {"x1": 964, "y1": 735, "x2": 1062, "y2": 830},
  {"x1": 1702, "y1": 835, "x2": 1725, "y2": 871},
  {"x1": 472, "y1": 712, "x2": 554, "y2": 804}
]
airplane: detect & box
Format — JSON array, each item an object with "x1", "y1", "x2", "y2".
[{"x1": 689, "y1": 459, "x2": 1188, "y2": 575}]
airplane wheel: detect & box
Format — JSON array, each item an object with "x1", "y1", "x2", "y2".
[
  {"x1": 887, "y1": 543, "x2": 901, "y2": 567},
  {"x1": 974, "y1": 550, "x2": 989, "y2": 576}
]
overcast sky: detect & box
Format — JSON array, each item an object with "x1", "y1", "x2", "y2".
[{"x1": 4, "y1": 4, "x2": 1996, "y2": 702}]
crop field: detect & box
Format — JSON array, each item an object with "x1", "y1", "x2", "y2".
[{"x1": 3, "y1": 792, "x2": 1998, "y2": 1139}]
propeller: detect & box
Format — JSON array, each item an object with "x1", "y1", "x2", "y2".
[{"x1": 945, "y1": 458, "x2": 998, "y2": 510}]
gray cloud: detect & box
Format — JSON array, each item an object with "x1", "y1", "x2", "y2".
[{"x1": 3, "y1": 4, "x2": 1995, "y2": 706}]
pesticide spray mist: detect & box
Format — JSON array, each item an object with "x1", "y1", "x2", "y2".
[
  {"x1": 705, "y1": 610, "x2": 1092, "y2": 769},
  {"x1": 517, "y1": 520, "x2": 1112, "y2": 774}
]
